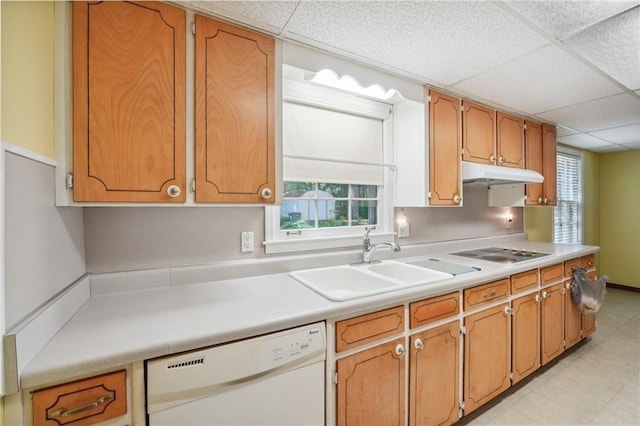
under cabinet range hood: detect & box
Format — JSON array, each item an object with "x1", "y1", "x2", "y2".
[{"x1": 462, "y1": 161, "x2": 544, "y2": 185}]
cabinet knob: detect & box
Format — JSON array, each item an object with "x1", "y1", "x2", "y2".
[
  {"x1": 538, "y1": 197, "x2": 544, "y2": 204},
  {"x1": 453, "y1": 194, "x2": 461, "y2": 204},
  {"x1": 395, "y1": 344, "x2": 406, "y2": 357},
  {"x1": 542, "y1": 291, "x2": 549, "y2": 299},
  {"x1": 535, "y1": 294, "x2": 541, "y2": 303},
  {"x1": 261, "y1": 187, "x2": 272, "y2": 199},
  {"x1": 504, "y1": 306, "x2": 514, "y2": 316},
  {"x1": 413, "y1": 339, "x2": 424, "y2": 350},
  {"x1": 490, "y1": 154, "x2": 496, "y2": 164},
  {"x1": 166, "y1": 185, "x2": 181, "y2": 198},
  {"x1": 499, "y1": 156, "x2": 505, "y2": 164},
  {"x1": 543, "y1": 197, "x2": 548, "y2": 204}
]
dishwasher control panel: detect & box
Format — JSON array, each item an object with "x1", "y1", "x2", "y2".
[{"x1": 260, "y1": 323, "x2": 325, "y2": 369}]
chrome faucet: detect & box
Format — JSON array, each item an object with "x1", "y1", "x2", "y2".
[{"x1": 361, "y1": 229, "x2": 401, "y2": 263}]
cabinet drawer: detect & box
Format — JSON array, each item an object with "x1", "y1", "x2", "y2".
[
  {"x1": 410, "y1": 292, "x2": 460, "y2": 328},
  {"x1": 541, "y1": 263, "x2": 563, "y2": 285},
  {"x1": 581, "y1": 254, "x2": 596, "y2": 269},
  {"x1": 336, "y1": 306, "x2": 404, "y2": 352},
  {"x1": 563, "y1": 258, "x2": 580, "y2": 278},
  {"x1": 33, "y1": 370, "x2": 126, "y2": 426},
  {"x1": 510, "y1": 269, "x2": 538, "y2": 294},
  {"x1": 463, "y1": 279, "x2": 509, "y2": 311}
]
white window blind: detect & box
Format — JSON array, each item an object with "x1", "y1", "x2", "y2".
[
  {"x1": 554, "y1": 151, "x2": 582, "y2": 244},
  {"x1": 283, "y1": 101, "x2": 385, "y2": 185}
]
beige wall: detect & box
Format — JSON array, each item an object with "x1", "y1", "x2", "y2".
[
  {"x1": 599, "y1": 151, "x2": 640, "y2": 288},
  {"x1": 1, "y1": 1, "x2": 55, "y2": 157}
]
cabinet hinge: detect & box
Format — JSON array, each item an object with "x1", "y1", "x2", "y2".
[
  {"x1": 191, "y1": 21, "x2": 196, "y2": 36},
  {"x1": 509, "y1": 372, "x2": 514, "y2": 381},
  {"x1": 332, "y1": 370, "x2": 338, "y2": 385},
  {"x1": 427, "y1": 192, "x2": 432, "y2": 200},
  {"x1": 460, "y1": 325, "x2": 466, "y2": 335},
  {"x1": 190, "y1": 179, "x2": 196, "y2": 193},
  {"x1": 459, "y1": 401, "x2": 465, "y2": 411},
  {"x1": 427, "y1": 95, "x2": 431, "y2": 103},
  {"x1": 523, "y1": 123, "x2": 528, "y2": 130},
  {"x1": 65, "y1": 173, "x2": 73, "y2": 190}
]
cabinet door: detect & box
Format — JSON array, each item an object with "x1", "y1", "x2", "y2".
[
  {"x1": 462, "y1": 100, "x2": 495, "y2": 165},
  {"x1": 542, "y1": 125, "x2": 557, "y2": 206},
  {"x1": 541, "y1": 283, "x2": 565, "y2": 365},
  {"x1": 195, "y1": 15, "x2": 275, "y2": 203},
  {"x1": 336, "y1": 338, "x2": 405, "y2": 426},
  {"x1": 429, "y1": 89, "x2": 462, "y2": 206},
  {"x1": 564, "y1": 280, "x2": 582, "y2": 349},
  {"x1": 410, "y1": 321, "x2": 460, "y2": 426},
  {"x1": 464, "y1": 303, "x2": 511, "y2": 414},
  {"x1": 496, "y1": 112, "x2": 524, "y2": 168},
  {"x1": 524, "y1": 121, "x2": 543, "y2": 205},
  {"x1": 73, "y1": 1, "x2": 186, "y2": 202},
  {"x1": 512, "y1": 293, "x2": 540, "y2": 384}
]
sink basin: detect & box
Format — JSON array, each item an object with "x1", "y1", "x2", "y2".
[
  {"x1": 365, "y1": 261, "x2": 454, "y2": 285},
  {"x1": 289, "y1": 260, "x2": 454, "y2": 301}
]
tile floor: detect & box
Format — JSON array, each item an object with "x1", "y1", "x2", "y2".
[{"x1": 459, "y1": 288, "x2": 640, "y2": 425}]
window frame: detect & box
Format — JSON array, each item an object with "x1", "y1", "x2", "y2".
[
  {"x1": 554, "y1": 146, "x2": 584, "y2": 244},
  {"x1": 264, "y1": 86, "x2": 397, "y2": 254}
]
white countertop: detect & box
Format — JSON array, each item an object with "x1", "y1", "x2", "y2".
[{"x1": 20, "y1": 237, "x2": 598, "y2": 389}]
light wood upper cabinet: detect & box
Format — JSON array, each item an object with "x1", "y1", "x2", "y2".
[
  {"x1": 336, "y1": 338, "x2": 406, "y2": 426},
  {"x1": 195, "y1": 15, "x2": 275, "y2": 203},
  {"x1": 462, "y1": 100, "x2": 495, "y2": 165},
  {"x1": 541, "y1": 125, "x2": 557, "y2": 205},
  {"x1": 525, "y1": 122, "x2": 557, "y2": 206},
  {"x1": 496, "y1": 112, "x2": 524, "y2": 169},
  {"x1": 429, "y1": 89, "x2": 462, "y2": 206},
  {"x1": 73, "y1": 1, "x2": 186, "y2": 202},
  {"x1": 524, "y1": 121, "x2": 544, "y2": 205},
  {"x1": 464, "y1": 303, "x2": 511, "y2": 414},
  {"x1": 409, "y1": 321, "x2": 460, "y2": 426}
]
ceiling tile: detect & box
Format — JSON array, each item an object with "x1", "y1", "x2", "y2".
[
  {"x1": 556, "y1": 126, "x2": 579, "y2": 137},
  {"x1": 557, "y1": 133, "x2": 612, "y2": 149},
  {"x1": 504, "y1": 1, "x2": 639, "y2": 39},
  {"x1": 589, "y1": 144, "x2": 630, "y2": 153},
  {"x1": 284, "y1": 1, "x2": 548, "y2": 85},
  {"x1": 623, "y1": 141, "x2": 640, "y2": 149},
  {"x1": 185, "y1": 1, "x2": 297, "y2": 33},
  {"x1": 536, "y1": 93, "x2": 640, "y2": 132},
  {"x1": 589, "y1": 123, "x2": 640, "y2": 144},
  {"x1": 452, "y1": 45, "x2": 622, "y2": 114},
  {"x1": 564, "y1": 7, "x2": 640, "y2": 90}
]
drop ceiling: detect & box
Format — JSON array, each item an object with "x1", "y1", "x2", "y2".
[{"x1": 184, "y1": 0, "x2": 640, "y2": 153}]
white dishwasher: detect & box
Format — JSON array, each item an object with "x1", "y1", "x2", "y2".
[{"x1": 146, "y1": 322, "x2": 326, "y2": 426}]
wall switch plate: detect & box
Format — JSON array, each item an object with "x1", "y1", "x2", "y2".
[{"x1": 241, "y1": 232, "x2": 254, "y2": 252}]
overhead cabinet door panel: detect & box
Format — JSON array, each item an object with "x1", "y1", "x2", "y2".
[
  {"x1": 429, "y1": 90, "x2": 461, "y2": 206},
  {"x1": 73, "y1": 1, "x2": 186, "y2": 202},
  {"x1": 195, "y1": 15, "x2": 275, "y2": 203}
]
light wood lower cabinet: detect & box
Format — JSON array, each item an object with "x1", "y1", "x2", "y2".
[
  {"x1": 564, "y1": 279, "x2": 582, "y2": 349},
  {"x1": 511, "y1": 292, "x2": 540, "y2": 384},
  {"x1": 463, "y1": 303, "x2": 511, "y2": 414},
  {"x1": 541, "y1": 283, "x2": 565, "y2": 365},
  {"x1": 336, "y1": 338, "x2": 406, "y2": 426},
  {"x1": 409, "y1": 321, "x2": 460, "y2": 426}
]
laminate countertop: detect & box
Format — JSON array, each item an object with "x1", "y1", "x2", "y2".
[{"x1": 19, "y1": 235, "x2": 598, "y2": 389}]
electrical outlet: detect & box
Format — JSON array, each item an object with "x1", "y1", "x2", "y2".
[
  {"x1": 241, "y1": 232, "x2": 254, "y2": 253},
  {"x1": 398, "y1": 222, "x2": 410, "y2": 238}
]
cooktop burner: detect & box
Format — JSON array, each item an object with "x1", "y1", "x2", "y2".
[{"x1": 450, "y1": 247, "x2": 550, "y2": 264}]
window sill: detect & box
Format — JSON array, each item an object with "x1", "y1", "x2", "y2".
[{"x1": 264, "y1": 232, "x2": 396, "y2": 254}]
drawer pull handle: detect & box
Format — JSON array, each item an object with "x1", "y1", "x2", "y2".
[
  {"x1": 482, "y1": 290, "x2": 497, "y2": 299},
  {"x1": 49, "y1": 394, "x2": 113, "y2": 418}
]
